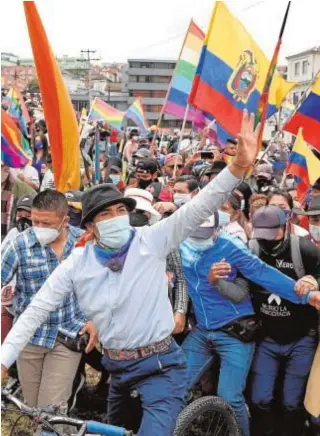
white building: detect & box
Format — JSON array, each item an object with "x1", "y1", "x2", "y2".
[
  {"x1": 286, "y1": 46, "x2": 320, "y2": 103},
  {"x1": 62, "y1": 71, "x2": 85, "y2": 93}
]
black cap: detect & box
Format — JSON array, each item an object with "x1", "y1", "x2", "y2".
[
  {"x1": 80, "y1": 184, "x2": 136, "y2": 229},
  {"x1": 136, "y1": 159, "x2": 158, "y2": 174},
  {"x1": 293, "y1": 195, "x2": 320, "y2": 216},
  {"x1": 65, "y1": 190, "x2": 83, "y2": 203},
  {"x1": 226, "y1": 138, "x2": 237, "y2": 145},
  {"x1": 17, "y1": 194, "x2": 36, "y2": 212},
  {"x1": 203, "y1": 160, "x2": 227, "y2": 176}
]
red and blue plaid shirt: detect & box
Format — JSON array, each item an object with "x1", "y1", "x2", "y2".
[{"x1": 1, "y1": 226, "x2": 87, "y2": 349}]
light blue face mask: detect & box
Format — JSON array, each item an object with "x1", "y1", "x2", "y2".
[
  {"x1": 186, "y1": 237, "x2": 214, "y2": 251},
  {"x1": 218, "y1": 210, "x2": 231, "y2": 227},
  {"x1": 110, "y1": 174, "x2": 120, "y2": 185},
  {"x1": 96, "y1": 215, "x2": 131, "y2": 249}
]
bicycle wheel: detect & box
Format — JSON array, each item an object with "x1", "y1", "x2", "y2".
[{"x1": 173, "y1": 396, "x2": 242, "y2": 436}]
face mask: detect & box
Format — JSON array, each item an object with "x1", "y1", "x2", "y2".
[
  {"x1": 68, "y1": 210, "x2": 82, "y2": 228},
  {"x1": 132, "y1": 136, "x2": 138, "y2": 141},
  {"x1": 34, "y1": 217, "x2": 65, "y2": 247},
  {"x1": 218, "y1": 210, "x2": 231, "y2": 227},
  {"x1": 258, "y1": 239, "x2": 283, "y2": 252},
  {"x1": 310, "y1": 225, "x2": 320, "y2": 242},
  {"x1": 187, "y1": 237, "x2": 214, "y2": 251},
  {"x1": 174, "y1": 193, "x2": 192, "y2": 207},
  {"x1": 1, "y1": 169, "x2": 9, "y2": 184},
  {"x1": 110, "y1": 174, "x2": 120, "y2": 185},
  {"x1": 286, "y1": 179, "x2": 295, "y2": 189},
  {"x1": 16, "y1": 217, "x2": 32, "y2": 233},
  {"x1": 129, "y1": 211, "x2": 149, "y2": 227},
  {"x1": 138, "y1": 178, "x2": 152, "y2": 190},
  {"x1": 96, "y1": 215, "x2": 131, "y2": 249},
  {"x1": 257, "y1": 179, "x2": 271, "y2": 192}
]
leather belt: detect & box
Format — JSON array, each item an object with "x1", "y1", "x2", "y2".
[{"x1": 103, "y1": 336, "x2": 172, "y2": 361}]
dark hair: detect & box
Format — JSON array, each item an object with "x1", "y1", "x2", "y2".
[
  {"x1": 267, "y1": 189, "x2": 294, "y2": 210},
  {"x1": 175, "y1": 175, "x2": 200, "y2": 193},
  {"x1": 32, "y1": 190, "x2": 68, "y2": 216}
]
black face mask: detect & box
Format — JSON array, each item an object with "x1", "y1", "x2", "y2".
[
  {"x1": 137, "y1": 178, "x2": 152, "y2": 190},
  {"x1": 68, "y1": 210, "x2": 82, "y2": 228},
  {"x1": 129, "y1": 211, "x2": 149, "y2": 227},
  {"x1": 257, "y1": 179, "x2": 271, "y2": 193},
  {"x1": 258, "y1": 239, "x2": 283, "y2": 252},
  {"x1": 16, "y1": 217, "x2": 32, "y2": 233}
]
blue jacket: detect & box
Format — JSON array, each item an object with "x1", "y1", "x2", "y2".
[{"x1": 180, "y1": 232, "x2": 309, "y2": 330}]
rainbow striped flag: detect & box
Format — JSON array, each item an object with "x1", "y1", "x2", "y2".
[
  {"x1": 163, "y1": 20, "x2": 205, "y2": 120},
  {"x1": 6, "y1": 87, "x2": 30, "y2": 137},
  {"x1": 125, "y1": 97, "x2": 149, "y2": 134},
  {"x1": 24, "y1": 2, "x2": 80, "y2": 192},
  {"x1": 1, "y1": 109, "x2": 30, "y2": 168},
  {"x1": 89, "y1": 97, "x2": 125, "y2": 132}
]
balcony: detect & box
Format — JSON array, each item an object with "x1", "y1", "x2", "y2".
[
  {"x1": 127, "y1": 82, "x2": 170, "y2": 91},
  {"x1": 128, "y1": 68, "x2": 174, "y2": 76}
]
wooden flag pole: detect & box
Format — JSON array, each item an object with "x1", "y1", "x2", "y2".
[{"x1": 173, "y1": 104, "x2": 189, "y2": 178}]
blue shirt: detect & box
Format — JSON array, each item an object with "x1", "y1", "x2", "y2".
[
  {"x1": 180, "y1": 232, "x2": 310, "y2": 330},
  {"x1": 1, "y1": 226, "x2": 87, "y2": 349}
]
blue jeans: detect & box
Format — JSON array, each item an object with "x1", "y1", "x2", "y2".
[
  {"x1": 182, "y1": 327, "x2": 255, "y2": 436},
  {"x1": 101, "y1": 340, "x2": 188, "y2": 436},
  {"x1": 251, "y1": 335, "x2": 317, "y2": 409}
]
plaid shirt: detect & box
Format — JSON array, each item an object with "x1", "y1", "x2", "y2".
[
  {"x1": 167, "y1": 249, "x2": 188, "y2": 314},
  {"x1": 1, "y1": 226, "x2": 87, "y2": 349}
]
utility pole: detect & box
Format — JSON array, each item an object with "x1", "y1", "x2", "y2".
[{"x1": 77, "y1": 49, "x2": 100, "y2": 110}]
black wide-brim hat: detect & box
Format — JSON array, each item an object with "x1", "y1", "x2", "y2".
[{"x1": 80, "y1": 184, "x2": 136, "y2": 229}]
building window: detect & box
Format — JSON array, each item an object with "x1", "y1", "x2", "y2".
[
  {"x1": 129, "y1": 75, "x2": 138, "y2": 82},
  {"x1": 302, "y1": 60, "x2": 308, "y2": 75},
  {"x1": 294, "y1": 62, "x2": 300, "y2": 77},
  {"x1": 293, "y1": 92, "x2": 299, "y2": 105},
  {"x1": 130, "y1": 62, "x2": 141, "y2": 68}
]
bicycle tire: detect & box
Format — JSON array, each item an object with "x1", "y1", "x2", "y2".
[{"x1": 173, "y1": 396, "x2": 242, "y2": 436}]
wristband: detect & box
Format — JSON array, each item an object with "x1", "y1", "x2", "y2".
[{"x1": 232, "y1": 161, "x2": 254, "y2": 170}]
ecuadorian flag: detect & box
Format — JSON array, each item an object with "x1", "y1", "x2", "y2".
[
  {"x1": 284, "y1": 75, "x2": 320, "y2": 151},
  {"x1": 189, "y1": 2, "x2": 295, "y2": 137},
  {"x1": 287, "y1": 129, "x2": 320, "y2": 201}
]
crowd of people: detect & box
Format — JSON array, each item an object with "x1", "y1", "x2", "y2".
[{"x1": 1, "y1": 107, "x2": 320, "y2": 436}]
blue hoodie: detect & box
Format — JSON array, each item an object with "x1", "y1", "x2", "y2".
[{"x1": 180, "y1": 232, "x2": 309, "y2": 330}]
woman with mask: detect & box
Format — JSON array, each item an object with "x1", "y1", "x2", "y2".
[
  {"x1": 293, "y1": 195, "x2": 320, "y2": 248},
  {"x1": 219, "y1": 189, "x2": 250, "y2": 244}
]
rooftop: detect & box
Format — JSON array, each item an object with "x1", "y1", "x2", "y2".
[
  {"x1": 286, "y1": 46, "x2": 320, "y2": 59},
  {"x1": 128, "y1": 58, "x2": 176, "y2": 63}
]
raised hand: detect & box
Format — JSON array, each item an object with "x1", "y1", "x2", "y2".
[{"x1": 230, "y1": 110, "x2": 261, "y2": 178}]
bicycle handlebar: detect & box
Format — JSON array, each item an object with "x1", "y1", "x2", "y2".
[{"x1": 2, "y1": 389, "x2": 133, "y2": 435}]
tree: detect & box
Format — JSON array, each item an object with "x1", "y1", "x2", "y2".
[{"x1": 27, "y1": 78, "x2": 40, "y2": 93}]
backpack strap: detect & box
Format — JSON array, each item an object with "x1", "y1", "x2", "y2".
[
  {"x1": 248, "y1": 239, "x2": 261, "y2": 257},
  {"x1": 290, "y1": 234, "x2": 306, "y2": 279}
]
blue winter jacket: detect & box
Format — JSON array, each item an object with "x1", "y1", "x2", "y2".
[{"x1": 179, "y1": 232, "x2": 309, "y2": 330}]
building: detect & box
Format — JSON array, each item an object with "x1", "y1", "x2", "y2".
[
  {"x1": 1, "y1": 52, "x2": 19, "y2": 66},
  {"x1": 1, "y1": 65, "x2": 37, "y2": 91},
  {"x1": 126, "y1": 58, "x2": 182, "y2": 128},
  {"x1": 70, "y1": 89, "x2": 129, "y2": 114},
  {"x1": 62, "y1": 71, "x2": 85, "y2": 93},
  {"x1": 286, "y1": 46, "x2": 320, "y2": 103}
]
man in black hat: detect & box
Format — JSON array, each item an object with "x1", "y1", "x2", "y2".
[
  {"x1": 4, "y1": 112, "x2": 319, "y2": 435},
  {"x1": 135, "y1": 159, "x2": 158, "y2": 190},
  {"x1": 293, "y1": 195, "x2": 320, "y2": 248}
]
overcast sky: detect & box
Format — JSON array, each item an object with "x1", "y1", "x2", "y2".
[{"x1": 1, "y1": 1, "x2": 319, "y2": 64}]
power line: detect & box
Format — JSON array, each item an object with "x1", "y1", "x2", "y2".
[{"x1": 77, "y1": 49, "x2": 101, "y2": 107}]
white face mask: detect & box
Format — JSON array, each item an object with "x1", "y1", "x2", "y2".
[
  {"x1": 310, "y1": 225, "x2": 320, "y2": 242},
  {"x1": 187, "y1": 237, "x2": 214, "y2": 251},
  {"x1": 218, "y1": 210, "x2": 231, "y2": 227},
  {"x1": 132, "y1": 136, "x2": 138, "y2": 141},
  {"x1": 174, "y1": 193, "x2": 192, "y2": 207},
  {"x1": 96, "y1": 215, "x2": 131, "y2": 249},
  {"x1": 34, "y1": 217, "x2": 65, "y2": 247}
]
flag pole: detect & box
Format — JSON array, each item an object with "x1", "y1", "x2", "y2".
[
  {"x1": 246, "y1": 2, "x2": 291, "y2": 178},
  {"x1": 173, "y1": 104, "x2": 189, "y2": 178},
  {"x1": 152, "y1": 19, "x2": 195, "y2": 146}
]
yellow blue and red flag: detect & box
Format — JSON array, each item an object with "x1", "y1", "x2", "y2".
[
  {"x1": 284, "y1": 74, "x2": 320, "y2": 151},
  {"x1": 189, "y1": 2, "x2": 295, "y2": 137},
  {"x1": 287, "y1": 129, "x2": 320, "y2": 201}
]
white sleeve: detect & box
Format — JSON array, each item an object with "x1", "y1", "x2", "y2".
[
  {"x1": 1, "y1": 252, "x2": 76, "y2": 369},
  {"x1": 142, "y1": 167, "x2": 240, "y2": 258}
]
